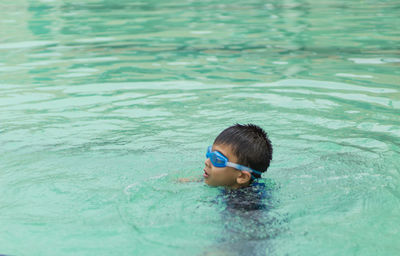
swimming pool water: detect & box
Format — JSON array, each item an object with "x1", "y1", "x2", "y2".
[{"x1": 1, "y1": 0, "x2": 399, "y2": 255}]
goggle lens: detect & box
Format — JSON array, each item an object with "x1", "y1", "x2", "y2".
[
  {"x1": 206, "y1": 146, "x2": 227, "y2": 168},
  {"x1": 210, "y1": 154, "x2": 226, "y2": 167}
]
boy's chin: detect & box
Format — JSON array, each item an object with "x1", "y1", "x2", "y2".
[
  {"x1": 204, "y1": 178, "x2": 219, "y2": 187},
  {"x1": 204, "y1": 178, "x2": 212, "y2": 185}
]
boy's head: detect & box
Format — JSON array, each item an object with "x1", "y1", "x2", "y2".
[{"x1": 203, "y1": 123, "x2": 273, "y2": 189}]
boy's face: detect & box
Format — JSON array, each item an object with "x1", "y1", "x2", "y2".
[{"x1": 203, "y1": 143, "x2": 242, "y2": 188}]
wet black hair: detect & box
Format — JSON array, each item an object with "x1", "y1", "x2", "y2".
[{"x1": 213, "y1": 123, "x2": 273, "y2": 179}]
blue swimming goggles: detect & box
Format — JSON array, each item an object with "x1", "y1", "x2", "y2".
[{"x1": 206, "y1": 146, "x2": 262, "y2": 180}]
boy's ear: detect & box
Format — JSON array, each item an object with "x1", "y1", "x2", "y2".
[{"x1": 236, "y1": 171, "x2": 251, "y2": 184}]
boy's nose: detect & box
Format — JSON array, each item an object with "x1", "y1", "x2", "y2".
[{"x1": 204, "y1": 158, "x2": 211, "y2": 167}]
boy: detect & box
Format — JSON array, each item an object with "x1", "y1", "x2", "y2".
[
  {"x1": 203, "y1": 123, "x2": 273, "y2": 190},
  {"x1": 180, "y1": 123, "x2": 273, "y2": 193},
  {"x1": 201, "y1": 124, "x2": 275, "y2": 256}
]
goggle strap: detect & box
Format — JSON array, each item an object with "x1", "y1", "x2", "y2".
[{"x1": 226, "y1": 162, "x2": 262, "y2": 176}]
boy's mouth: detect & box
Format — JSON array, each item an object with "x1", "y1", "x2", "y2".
[{"x1": 203, "y1": 169, "x2": 209, "y2": 178}]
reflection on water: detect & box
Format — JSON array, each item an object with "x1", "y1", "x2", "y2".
[{"x1": 0, "y1": 0, "x2": 399, "y2": 255}]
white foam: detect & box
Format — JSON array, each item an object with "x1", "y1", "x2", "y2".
[
  {"x1": 0, "y1": 41, "x2": 56, "y2": 49},
  {"x1": 335, "y1": 73, "x2": 373, "y2": 78}
]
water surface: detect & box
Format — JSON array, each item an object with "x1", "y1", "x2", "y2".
[{"x1": 1, "y1": 0, "x2": 399, "y2": 255}]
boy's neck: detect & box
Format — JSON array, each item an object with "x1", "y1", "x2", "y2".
[{"x1": 225, "y1": 180, "x2": 252, "y2": 190}]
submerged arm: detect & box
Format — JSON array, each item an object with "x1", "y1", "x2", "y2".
[{"x1": 176, "y1": 177, "x2": 203, "y2": 183}]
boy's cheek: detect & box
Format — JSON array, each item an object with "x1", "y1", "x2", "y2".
[{"x1": 204, "y1": 172, "x2": 221, "y2": 186}]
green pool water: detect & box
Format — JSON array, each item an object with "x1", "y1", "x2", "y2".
[{"x1": 1, "y1": 0, "x2": 399, "y2": 255}]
